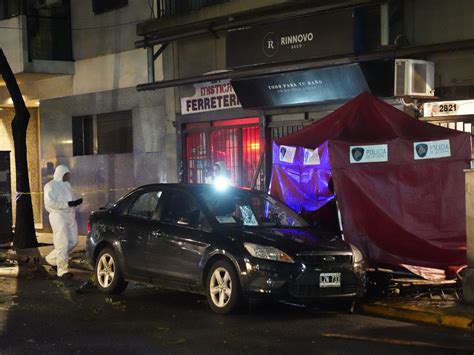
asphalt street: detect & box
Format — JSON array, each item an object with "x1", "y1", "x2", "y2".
[{"x1": 0, "y1": 266, "x2": 473, "y2": 354}]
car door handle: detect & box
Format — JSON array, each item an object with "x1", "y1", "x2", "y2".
[{"x1": 151, "y1": 230, "x2": 163, "y2": 239}]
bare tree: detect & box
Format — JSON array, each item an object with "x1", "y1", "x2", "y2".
[{"x1": 0, "y1": 48, "x2": 37, "y2": 248}]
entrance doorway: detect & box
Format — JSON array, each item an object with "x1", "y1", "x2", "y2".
[{"x1": 184, "y1": 117, "x2": 261, "y2": 188}]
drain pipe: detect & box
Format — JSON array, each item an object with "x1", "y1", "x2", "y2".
[
  {"x1": 380, "y1": 1, "x2": 389, "y2": 46},
  {"x1": 147, "y1": 46, "x2": 155, "y2": 83}
]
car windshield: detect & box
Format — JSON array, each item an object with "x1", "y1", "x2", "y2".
[{"x1": 200, "y1": 189, "x2": 308, "y2": 228}]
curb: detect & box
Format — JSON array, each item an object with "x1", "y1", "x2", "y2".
[
  {"x1": 360, "y1": 303, "x2": 474, "y2": 331},
  {"x1": 0, "y1": 266, "x2": 19, "y2": 277}
]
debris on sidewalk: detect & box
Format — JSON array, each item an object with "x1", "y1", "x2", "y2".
[
  {"x1": 366, "y1": 268, "x2": 461, "y2": 299},
  {"x1": 362, "y1": 269, "x2": 473, "y2": 330}
]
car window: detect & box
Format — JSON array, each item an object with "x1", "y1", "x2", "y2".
[
  {"x1": 200, "y1": 190, "x2": 308, "y2": 227},
  {"x1": 127, "y1": 190, "x2": 163, "y2": 220},
  {"x1": 161, "y1": 191, "x2": 203, "y2": 228}
]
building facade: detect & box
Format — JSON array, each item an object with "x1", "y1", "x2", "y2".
[
  {"x1": 137, "y1": 0, "x2": 474, "y2": 190},
  {"x1": 0, "y1": 0, "x2": 171, "y2": 234},
  {"x1": 1, "y1": 0, "x2": 474, "y2": 234}
]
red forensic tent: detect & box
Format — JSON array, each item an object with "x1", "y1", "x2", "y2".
[{"x1": 271, "y1": 92, "x2": 471, "y2": 275}]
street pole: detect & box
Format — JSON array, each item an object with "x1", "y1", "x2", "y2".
[{"x1": 463, "y1": 169, "x2": 474, "y2": 303}]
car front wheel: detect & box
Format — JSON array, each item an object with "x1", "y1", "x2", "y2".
[
  {"x1": 95, "y1": 247, "x2": 128, "y2": 294},
  {"x1": 206, "y1": 260, "x2": 242, "y2": 314}
]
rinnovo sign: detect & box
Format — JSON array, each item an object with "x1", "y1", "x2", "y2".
[{"x1": 226, "y1": 10, "x2": 354, "y2": 68}]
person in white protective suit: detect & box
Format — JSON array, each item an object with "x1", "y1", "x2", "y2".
[
  {"x1": 44, "y1": 165, "x2": 83, "y2": 278},
  {"x1": 205, "y1": 161, "x2": 231, "y2": 185}
]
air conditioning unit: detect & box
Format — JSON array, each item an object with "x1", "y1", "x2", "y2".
[
  {"x1": 394, "y1": 59, "x2": 435, "y2": 97},
  {"x1": 36, "y1": 0, "x2": 62, "y2": 8}
]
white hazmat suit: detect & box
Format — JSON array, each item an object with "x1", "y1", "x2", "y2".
[{"x1": 44, "y1": 165, "x2": 79, "y2": 277}]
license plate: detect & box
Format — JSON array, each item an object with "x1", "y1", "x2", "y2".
[{"x1": 319, "y1": 273, "x2": 341, "y2": 288}]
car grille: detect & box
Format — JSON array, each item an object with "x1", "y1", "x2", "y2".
[{"x1": 297, "y1": 254, "x2": 352, "y2": 267}]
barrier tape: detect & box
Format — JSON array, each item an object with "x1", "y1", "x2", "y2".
[{"x1": 0, "y1": 187, "x2": 137, "y2": 200}]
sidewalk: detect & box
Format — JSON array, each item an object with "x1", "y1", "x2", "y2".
[
  {"x1": 360, "y1": 298, "x2": 474, "y2": 331},
  {"x1": 0, "y1": 233, "x2": 91, "y2": 277}
]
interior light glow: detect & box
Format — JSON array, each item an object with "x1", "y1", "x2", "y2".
[
  {"x1": 214, "y1": 176, "x2": 231, "y2": 192},
  {"x1": 248, "y1": 142, "x2": 260, "y2": 151}
]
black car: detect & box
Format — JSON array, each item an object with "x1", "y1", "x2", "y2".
[{"x1": 86, "y1": 183, "x2": 366, "y2": 314}]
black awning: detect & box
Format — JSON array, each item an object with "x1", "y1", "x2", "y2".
[{"x1": 231, "y1": 63, "x2": 371, "y2": 109}]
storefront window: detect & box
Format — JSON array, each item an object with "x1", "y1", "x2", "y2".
[{"x1": 185, "y1": 117, "x2": 261, "y2": 188}]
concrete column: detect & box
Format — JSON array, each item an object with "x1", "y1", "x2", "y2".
[{"x1": 463, "y1": 169, "x2": 474, "y2": 304}]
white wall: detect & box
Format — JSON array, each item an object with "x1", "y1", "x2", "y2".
[
  {"x1": 0, "y1": 16, "x2": 26, "y2": 74},
  {"x1": 73, "y1": 48, "x2": 163, "y2": 95},
  {"x1": 71, "y1": 0, "x2": 150, "y2": 60}
]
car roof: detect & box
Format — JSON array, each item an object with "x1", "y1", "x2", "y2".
[{"x1": 135, "y1": 183, "x2": 258, "y2": 194}]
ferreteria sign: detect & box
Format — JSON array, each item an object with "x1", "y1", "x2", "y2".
[
  {"x1": 350, "y1": 144, "x2": 388, "y2": 164},
  {"x1": 181, "y1": 79, "x2": 241, "y2": 115},
  {"x1": 414, "y1": 139, "x2": 451, "y2": 160},
  {"x1": 226, "y1": 10, "x2": 353, "y2": 68}
]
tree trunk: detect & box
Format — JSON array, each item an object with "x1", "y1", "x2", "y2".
[{"x1": 0, "y1": 48, "x2": 38, "y2": 249}]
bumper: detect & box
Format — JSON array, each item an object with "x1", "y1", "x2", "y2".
[
  {"x1": 239, "y1": 257, "x2": 366, "y2": 303},
  {"x1": 84, "y1": 234, "x2": 95, "y2": 267}
]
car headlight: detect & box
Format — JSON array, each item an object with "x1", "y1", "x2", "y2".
[
  {"x1": 350, "y1": 244, "x2": 364, "y2": 264},
  {"x1": 244, "y1": 243, "x2": 294, "y2": 263}
]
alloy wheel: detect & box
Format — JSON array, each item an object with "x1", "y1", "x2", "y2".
[
  {"x1": 209, "y1": 267, "x2": 232, "y2": 308},
  {"x1": 97, "y1": 253, "x2": 115, "y2": 288}
]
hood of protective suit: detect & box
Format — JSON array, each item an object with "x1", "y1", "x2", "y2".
[
  {"x1": 214, "y1": 161, "x2": 227, "y2": 176},
  {"x1": 53, "y1": 165, "x2": 70, "y2": 182}
]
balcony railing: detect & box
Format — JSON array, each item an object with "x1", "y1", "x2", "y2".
[
  {"x1": 0, "y1": 0, "x2": 72, "y2": 62},
  {"x1": 27, "y1": 15, "x2": 72, "y2": 61},
  {"x1": 0, "y1": 0, "x2": 20, "y2": 20},
  {"x1": 158, "y1": 0, "x2": 231, "y2": 17}
]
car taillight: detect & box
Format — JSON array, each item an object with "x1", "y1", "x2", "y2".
[{"x1": 87, "y1": 221, "x2": 91, "y2": 234}]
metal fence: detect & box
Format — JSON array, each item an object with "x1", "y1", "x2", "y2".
[
  {"x1": 158, "y1": 0, "x2": 231, "y2": 17},
  {"x1": 0, "y1": 0, "x2": 21, "y2": 20},
  {"x1": 27, "y1": 15, "x2": 72, "y2": 61}
]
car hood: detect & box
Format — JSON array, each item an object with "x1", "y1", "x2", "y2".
[{"x1": 224, "y1": 227, "x2": 351, "y2": 255}]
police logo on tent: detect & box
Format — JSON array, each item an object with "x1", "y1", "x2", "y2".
[
  {"x1": 351, "y1": 147, "x2": 365, "y2": 162},
  {"x1": 413, "y1": 140, "x2": 451, "y2": 160},
  {"x1": 279, "y1": 145, "x2": 296, "y2": 163},
  {"x1": 350, "y1": 144, "x2": 388, "y2": 163},
  {"x1": 415, "y1": 143, "x2": 428, "y2": 158}
]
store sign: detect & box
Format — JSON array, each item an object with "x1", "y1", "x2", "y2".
[
  {"x1": 423, "y1": 100, "x2": 474, "y2": 117},
  {"x1": 350, "y1": 144, "x2": 388, "y2": 164},
  {"x1": 181, "y1": 79, "x2": 241, "y2": 115},
  {"x1": 226, "y1": 10, "x2": 354, "y2": 68},
  {"x1": 231, "y1": 64, "x2": 369, "y2": 109},
  {"x1": 279, "y1": 145, "x2": 296, "y2": 163},
  {"x1": 414, "y1": 139, "x2": 451, "y2": 160},
  {"x1": 303, "y1": 148, "x2": 320, "y2": 165}
]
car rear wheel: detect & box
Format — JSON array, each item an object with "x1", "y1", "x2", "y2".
[
  {"x1": 95, "y1": 247, "x2": 128, "y2": 294},
  {"x1": 206, "y1": 260, "x2": 242, "y2": 314}
]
